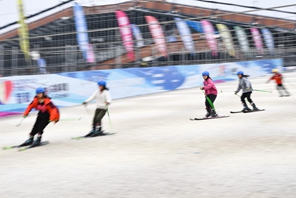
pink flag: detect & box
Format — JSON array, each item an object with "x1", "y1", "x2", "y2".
[
  {"x1": 145, "y1": 16, "x2": 167, "y2": 57},
  {"x1": 201, "y1": 20, "x2": 218, "y2": 56},
  {"x1": 87, "y1": 44, "x2": 95, "y2": 63},
  {"x1": 115, "y1": 10, "x2": 134, "y2": 61},
  {"x1": 251, "y1": 28, "x2": 263, "y2": 54}
]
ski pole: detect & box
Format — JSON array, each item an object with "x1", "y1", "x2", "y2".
[
  {"x1": 252, "y1": 89, "x2": 272, "y2": 93},
  {"x1": 60, "y1": 117, "x2": 82, "y2": 122},
  {"x1": 201, "y1": 89, "x2": 216, "y2": 111},
  {"x1": 106, "y1": 107, "x2": 114, "y2": 132},
  {"x1": 16, "y1": 117, "x2": 25, "y2": 127},
  {"x1": 84, "y1": 105, "x2": 92, "y2": 116}
]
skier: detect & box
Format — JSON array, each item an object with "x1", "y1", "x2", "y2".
[
  {"x1": 266, "y1": 69, "x2": 290, "y2": 97},
  {"x1": 200, "y1": 71, "x2": 218, "y2": 118},
  {"x1": 235, "y1": 71, "x2": 259, "y2": 111},
  {"x1": 20, "y1": 87, "x2": 60, "y2": 147},
  {"x1": 82, "y1": 81, "x2": 112, "y2": 137}
]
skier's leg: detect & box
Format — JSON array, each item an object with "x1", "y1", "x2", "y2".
[
  {"x1": 247, "y1": 92, "x2": 259, "y2": 110},
  {"x1": 281, "y1": 84, "x2": 290, "y2": 96},
  {"x1": 204, "y1": 98, "x2": 211, "y2": 118},
  {"x1": 19, "y1": 116, "x2": 41, "y2": 147},
  {"x1": 85, "y1": 109, "x2": 100, "y2": 137},
  {"x1": 91, "y1": 109, "x2": 107, "y2": 137},
  {"x1": 241, "y1": 93, "x2": 251, "y2": 111},
  {"x1": 208, "y1": 94, "x2": 217, "y2": 117},
  {"x1": 30, "y1": 115, "x2": 50, "y2": 147},
  {"x1": 277, "y1": 84, "x2": 283, "y2": 97}
]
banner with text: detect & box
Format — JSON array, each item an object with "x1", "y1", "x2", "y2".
[{"x1": 0, "y1": 59, "x2": 283, "y2": 118}]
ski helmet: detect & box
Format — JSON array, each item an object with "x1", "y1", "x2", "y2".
[
  {"x1": 202, "y1": 71, "x2": 210, "y2": 76},
  {"x1": 272, "y1": 69, "x2": 278, "y2": 73},
  {"x1": 36, "y1": 87, "x2": 45, "y2": 94},
  {"x1": 98, "y1": 81, "x2": 106, "y2": 87},
  {"x1": 237, "y1": 71, "x2": 244, "y2": 75}
]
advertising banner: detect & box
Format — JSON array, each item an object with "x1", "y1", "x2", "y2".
[
  {"x1": 201, "y1": 20, "x2": 218, "y2": 56},
  {"x1": 175, "y1": 18, "x2": 195, "y2": 53}
]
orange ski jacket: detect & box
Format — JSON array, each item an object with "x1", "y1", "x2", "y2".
[{"x1": 23, "y1": 97, "x2": 60, "y2": 122}]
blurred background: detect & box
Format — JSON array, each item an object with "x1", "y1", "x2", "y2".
[{"x1": 0, "y1": 0, "x2": 295, "y2": 77}]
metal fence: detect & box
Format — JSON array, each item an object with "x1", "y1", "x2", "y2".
[{"x1": 0, "y1": 2, "x2": 295, "y2": 77}]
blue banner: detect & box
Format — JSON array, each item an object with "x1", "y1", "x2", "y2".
[
  {"x1": 0, "y1": 59, "x2": 283, "y2": 118},
  {"x1": 261, "y1": 28, "x2": 275, "y2": 54},
  {"x1": 73, "y1": 2, "x2": 89, "y2": 60}
]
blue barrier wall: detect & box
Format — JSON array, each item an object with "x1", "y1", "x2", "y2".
[{"x1": 0, "y1": 59, "x2": 283, "y2": 117}]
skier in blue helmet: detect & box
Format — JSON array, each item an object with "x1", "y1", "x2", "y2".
[
  {"x1": 82, "y1": 80, "x2": 112, "y2": 137},
  {"x1": 200, "y1": 71, "x2": 218, "y2": 118},
  {"x1": 235, "y1": 71, "x2": 260, "y2": 111}
]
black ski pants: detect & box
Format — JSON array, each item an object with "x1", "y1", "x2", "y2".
[
  {"x1": 277, "y1": 84, "x2": 290, "y2": 95},
  {"x1": 241, "y1": 92, "x2": 253, "y2": 106},
  {"x1": 30, "y1": 112, "x2": 50, "y2": 136},
  {"x1": 205, "y1": 94, "x2": 217, "y2": 109}
]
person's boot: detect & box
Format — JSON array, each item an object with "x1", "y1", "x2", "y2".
[
  {"x1": 30, "y1": 136, "x2": 42, "y2": 147},
  {"x1": 251, "y1": 102, "x2": 260, "y2": 111},
  {"x1": 84, "y1": 127, "x2": 95, "y2": 137},
  {"x1": 211, "y1": 109, "x2": 218, "y2": 117},
  {"x1": 19, "y1": 136, "x2": 34, "y2": 147},
  {"x1": 91, "y1": 126, "x2": 103, "y2": 137},
  {"x1": 242, "y1": 104, "x2": 251, "y2": 112},
  {"x1": 204, "y1": 108, "x2": 211, "y2": 118}
]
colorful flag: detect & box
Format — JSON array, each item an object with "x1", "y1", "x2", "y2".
[
  {"x1": 201, "y1": 20, "x2": 218, "y2": 56},
  {"x1": 175, "y1": 18, "x2": 195, "y2": 53},
  {"x1": 251, "y1": 28, "x2": 264, "y2": 54},
  {"x1": 186, "y1": 20, "x2": 204, "y2": 33},
  {"x1": 17, "y1": 0, "x2": 30, "y2": 60},
  {"x1": 234, "y1": 26, "x2": 250, "y2": 53},
  {"x1": 216, "y1": 24, "x2": 235, "y2": 57},
  {"x1": 145, "y1": 16, "x2": 167, "y2": 57},
  {"x1": 116, "y1": 10, "x2": 134, "y2": 61},
  {"x1": 131, "y1": 24, "x2": 144, "y2": 47},
  {"x1": 261, "y1": 28, "x2": 274, "y2": 54},
  {"x1": 73, "y1": 2, "x2": 95, "y2": 62}
]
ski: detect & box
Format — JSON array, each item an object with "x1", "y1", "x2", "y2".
[
  {"x1": 18, "y1": 141, "x2": 49, "y2": 152},
  {"x1": 230, "y1": 109, "x2": 265, "y2": 114},
  {"x1": 2, "y1": 145, "x2": 19, "y2": 150},
  {"x1": 190, "y1": 116, "x2": 229, "y2": 121},
  {"x1": 71, "y1": 132, "x2": 114, "y2": 140}
]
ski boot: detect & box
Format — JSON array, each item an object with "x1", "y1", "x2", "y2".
[
  {"x1": 242, "y1": 104, "x2": 252, "y2": 112},
  {"x1": 30, "y1": 136, "x2": 42, "y2": 147},
  {"x1": 91, "y1": 126, "x2": 103, "y2": 137},
  {"x1": 84, "y1": 127, "x2": 95, "y2": 137},
  {"x1": 19, "y1": 136, "x2": 34, "y2": 147},
  {"x1": 211, "y1": 109, "x2": 218, "y2": 117},
  {"x1": 204, "y1": 108, "x2": 211, "y2": 118},
  {"x1": 251, "y1": 102, "x2": 260, "y2": 111}
]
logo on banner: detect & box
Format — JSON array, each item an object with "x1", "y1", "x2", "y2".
[{"x1": 0, "y1": 81, "x2": 13, "y2": 104}]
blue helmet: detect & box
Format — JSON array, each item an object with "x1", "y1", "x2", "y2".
[
  {"x1": 237, "y1": 71, "x2": 244, "y2": 75},
  {"x1": 98, "y1": 81, "x2": 106, "y2": 87},
  {"x1": 202, "y1": 71, "x2": 210, "y2": 76},
  {"x1": 36, "y1": 87, "x2": 45, "y2": 94}
]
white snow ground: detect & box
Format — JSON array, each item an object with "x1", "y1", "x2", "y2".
[{"x1": 1, "y1": 72, "x2": 296, "y2": 198}]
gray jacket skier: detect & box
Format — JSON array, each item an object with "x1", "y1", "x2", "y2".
[
  {"x1": 235, "y1": 71, "x2": 259, "y2": 111},
  {"x1": 235, "y1": 77, "x2": 252, "y2": 94}
]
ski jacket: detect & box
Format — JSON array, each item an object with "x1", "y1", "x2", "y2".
[
  {"x1": 269, "y1": 73, "x2": 283, "y2": 85},
  {"x1": 85, "y1": 89, "x2": 112, "y2": 110},
  {"x1": 203, "y1": 78, "x2": 218, "y2": 95},
  {"x1": 236, "y1": 77, "x2": 252, "y2": 93},
  {"x1": 24, "y1": 97, "x2": 60, "y2": 122}
]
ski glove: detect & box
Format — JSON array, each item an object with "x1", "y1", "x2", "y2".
[
  {"x1": 82, "y1": 102, "x2": 87, "y2": 105},
  {"x1": 200, "y1": 87, "x2": 204, "y2": 90},
  {"x1": 23, "y1": 115, "x2": 28, "y2": 118}
]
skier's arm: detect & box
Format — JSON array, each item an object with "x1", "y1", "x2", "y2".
[
  {"x1": 48, "y1": 102, "x2": 60, "y2": 123},
  {"x1": 23, "y1": 99, "x2": 37, "y2": 117},
  {"x1": 244, "y1": 78, "x2": 251, "y2": 89},
  {"x1": 84, "y1": 90, "x2": 98, "y2": 104},
  {"x1": 105, "y1": 91, "x2": 112, "y2": 106},
  {"x1": 235, "y1": 84, "x2": 241, "y2": 94}
]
